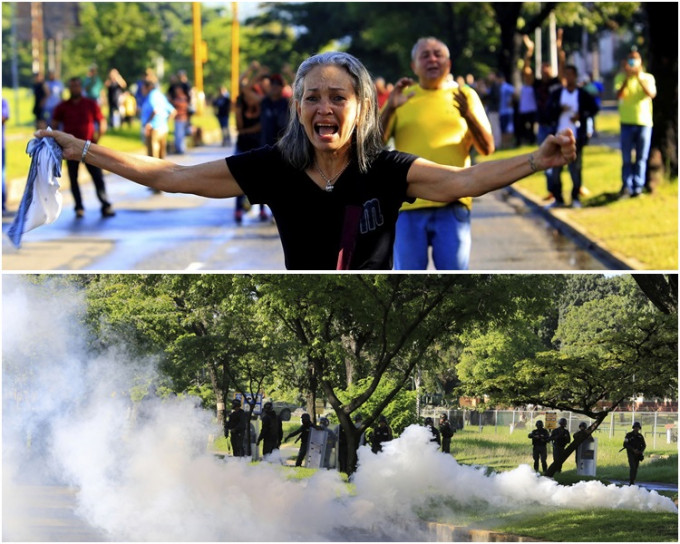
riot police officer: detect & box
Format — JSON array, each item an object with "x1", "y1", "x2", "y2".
[
  {"x1": 370, "y1": 415, "x2": 393, "y2": 453},
  {"x1": 285, "y1": 413, "x2": 319, "y2": 467},
  {"x1": 528, "y1": 420, "x2": 550, "y2": 472},
  {"x1": 439, "y1": 413, "x2": 455, "y2": 454},
  {"x1": 424, "y1": 417, "x2": 441, "y2": 445},
  {"x1": 623, "y1": 422, "x2": 646, "y2": 485},
  {"x1": 226, "y1": 398, "x2": 247, "y2": 457},
  {"x1": 550, "y1": 417, "x2": 572, "y2": 472},
  {"x1": 258, "y1": 401, "x2": 283, "y2": 456}
]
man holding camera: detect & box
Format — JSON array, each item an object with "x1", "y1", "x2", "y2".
[{"x1": 614, "y1": 48, "x2": 656, "y2": 198}]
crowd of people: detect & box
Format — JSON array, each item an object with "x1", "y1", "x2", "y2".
[
  {"x1": 226, "y1": 405, "x2": 647, "y2": 488},
  {"x1": 38, "y1": 29, "x2": 659, "y2": 270}
]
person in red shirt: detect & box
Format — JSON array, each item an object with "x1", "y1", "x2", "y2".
[{"x1": 51, "y1": 77, "x2": 115, "y2": 218}]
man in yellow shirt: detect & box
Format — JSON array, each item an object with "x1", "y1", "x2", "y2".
[
  {"x1": 614, "y1": 48, "x2": 656, "y2": 198},
  {"x1": 381, "y1": 37, "x2": 494, "y2": 269}
]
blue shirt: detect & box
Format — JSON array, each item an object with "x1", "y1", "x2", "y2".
[{"x1": 140, "y1": 88, "x2": 175, "y2": 132}]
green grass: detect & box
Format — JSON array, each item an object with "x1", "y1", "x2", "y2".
[
  {"x1": 208, "y1": 423, "x2": 677, "y2": 540},
  {"x1": 494, "y1": 508, "x2": 678, "y2": 542},
  {"x1": 451, "y1": 425, "x2": 678, "y2": 484},
  {"x1": 479, "y1": 109, "x2": 678, "y2": 270}
]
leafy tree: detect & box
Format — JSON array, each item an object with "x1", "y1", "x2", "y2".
[
  {"x1": 248, "y1": 274, "x2": 551, "y2": 474},
  {"x1": 84, "y1": 274, "x2": 282, "y2": 439},
  {"x1": 63, "y1": 3, "x2": 166, "y2": 83},
  {"x1": 456, "y1": 274, "x2": 677, "y2": 477}
]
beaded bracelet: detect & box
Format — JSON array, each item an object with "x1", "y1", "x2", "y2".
[
  {"x1": 80, "y1": 140, "x2": 92, "y2": 163},
  {"x1": 528, "y1": 153, "x2": 538, "y2": 173}
]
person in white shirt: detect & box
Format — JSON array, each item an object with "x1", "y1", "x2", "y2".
[{"x1": 545, "y1": 64, "x2": 599, "y2": 208}]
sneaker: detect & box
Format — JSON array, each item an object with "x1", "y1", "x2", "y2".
[
  {"x1": 101, "y1": 205, "x2": 116, "y2": 218},
  {"x1": 571, "y1": 200, "x2": 583, "y2": 209},
  {"x1": 544, "y1": 200, "x2": 565, "y2": 210},
  {"x1": 75, "y1": 209, "x2": 85, "y2": 219}
]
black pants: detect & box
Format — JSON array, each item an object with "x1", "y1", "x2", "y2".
[
  {"x1": 552, "y1": 444, "x2": 566, "y2": 472},
  {"x1": 627, "y1": 451, "x2": 641, "y2": 484},
  {"x1": 533, "y1": 445, "x2": 548, "y2": 471},
  {"x1": 262, "y1": 438, "x2": 278, "y2": 456},
  {"x1": 66, "y1": 159, "x2": 111, "y2": 212},
  {"x1": 295, "y1": 442, "x2": 309, "y2": 467},
  {"x1": 230, "y1": 431, "x2": 245, "y2": 457},
  {"x1": 441, "y1": 436, "x2": 451, "y2": 454}
]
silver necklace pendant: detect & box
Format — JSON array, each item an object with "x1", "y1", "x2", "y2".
[{"x1": 325, "y1": 182, "x2": 334, "y2": 193}]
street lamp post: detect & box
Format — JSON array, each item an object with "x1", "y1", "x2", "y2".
[
  {"x1": 192, "y1": 2, "x2": 205, "y2": 115},
  {"x1": 231, "y1": 2, "x2": 240, "y2": 109}
]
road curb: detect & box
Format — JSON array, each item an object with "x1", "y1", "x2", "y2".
[{"x1": 504, "y1": 185, "x2": 644, "y2": 270}]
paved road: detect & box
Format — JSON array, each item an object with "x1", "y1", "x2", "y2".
[{"x1": 2, "y1": 143, "x2": 608, "y2": 271}]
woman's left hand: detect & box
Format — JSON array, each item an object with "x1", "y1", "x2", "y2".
[{"x1": 535, "y1": 128, "x2": 577, "y2": 171}]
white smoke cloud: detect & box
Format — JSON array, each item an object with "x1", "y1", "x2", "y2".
[{"x1": 3, "y1": 276, "x2": 677, "y2": 542}]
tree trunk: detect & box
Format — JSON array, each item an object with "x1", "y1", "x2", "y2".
[
  {"x1": 645, "y1": 2, "x2": 678, "y2": 180},
  {"x1": 545, "y1": 414, "x2": 606, "y2": 477},
  {"x1": 633, "y1": 274, "x2": 678, "y2": 315},
  {"x1": 206, "y1": 361, "x2": 228, "y2": 438}
]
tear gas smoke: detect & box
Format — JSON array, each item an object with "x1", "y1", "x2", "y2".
[{"x1": 3, "y1": 277, "x2": 677, "y2": 541}]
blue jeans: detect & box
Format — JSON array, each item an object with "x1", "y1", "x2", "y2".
[
  {"x1": 174, "y1": 120, "x2": 187, "y2": 154},
  {"x1": 620, "y1": 123, "x2": 653, "y2": 195},
  {"x1": 2, "y1": 144, "x2": 6, "y2": 211},
  {"x1": 393, "y1": 204, "x2": 471, "y2": 270},
  {"x1": 537, "y1": 124, "x2": 554, "y2": 192},
  {"x1": 549, "y1": 147, "x2": 583, "y2": 204}
]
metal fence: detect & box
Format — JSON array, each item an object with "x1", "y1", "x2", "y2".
[{"x1": 420, "y1": 408, "x2": 679, "y2": 449}]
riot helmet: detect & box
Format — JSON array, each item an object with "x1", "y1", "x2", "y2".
[
  {"x1": 558, "y1": 417, "x2": 567, "y2": 426},
  {"x1": 424, "y1": 417, "x2": 434, "y2": 426},
  {"x1": 231, "y1": 398, "x2": 241, "y2": 408},
  {"x1": 536, "y1": 420, "x2": 544, "y2": 428},
  {"x1": 578, "y1": 422, "x2": 587, "y2": 430},
  {"x1": 632, "y1": 421, "x2": 642, "y2": 429}
]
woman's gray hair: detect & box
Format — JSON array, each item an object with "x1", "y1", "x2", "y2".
[{"x1": 277, "y1": 51, "x2": 384, "y2": 173}]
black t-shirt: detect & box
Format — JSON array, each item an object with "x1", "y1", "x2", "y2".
[
  {"x1": 533, "y1": 76, "x2": 562, "y2": 124},
  {"x1": 226, "y1": 146, "x2": 417, "y2": 270},
  {"x1": 260, "y1": 97, "x2": 290, "y2": 146}
]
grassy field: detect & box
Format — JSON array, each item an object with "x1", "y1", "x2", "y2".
[
  {"x1": 212, "y1": 423, "x2": 677, "y2": 541},
  {"x1": 479, "y1": 110, "x2": 678, "y2": 270}
]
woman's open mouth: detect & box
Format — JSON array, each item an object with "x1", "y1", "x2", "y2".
[{"x1": 315, "y1": 123, "x2": 339, "y2": 137}]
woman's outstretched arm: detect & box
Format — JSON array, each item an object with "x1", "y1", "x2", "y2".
[
  {"x1": 406, "y1": 128, "x2": 577, "y2": 202},
  {"x1": 35, "y1": 128, "x2": 244, "y2": 199}
]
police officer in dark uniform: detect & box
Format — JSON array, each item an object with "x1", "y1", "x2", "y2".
[
  {"x1": 439, "y1": 413, "x2": 455, "y2": 454},
  {"x1": 528, "y1": 420, "x2": 550, "y2": 472},
  {"x1": 226, "y1": 398, "x2": 247, "y2": 457},
  {"x1": 572, "y1": 421, "x2": 593, "y2": 467},
  {"x1": 285, "y1": 413, "x2": 318, "y2": 467},
  {"x1": 550, "y1": 417, "x2": 572, "y2": 472},
  {"x1": 258, "y1": 401, "x2": 283, "y2": 456},
  {"x1": 370, "y1": 415, "x2": 393, "y2": 453},
  {"x1": 424, "y1": 417, "x2": 441, "y2": 446},
  {"x1": 623, "y1": 421, "x2": 646, "y2": 485}
]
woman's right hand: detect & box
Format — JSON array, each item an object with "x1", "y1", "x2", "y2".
[{"x1": 35, "y1": 129, "x2": 84, "y2": 161}]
